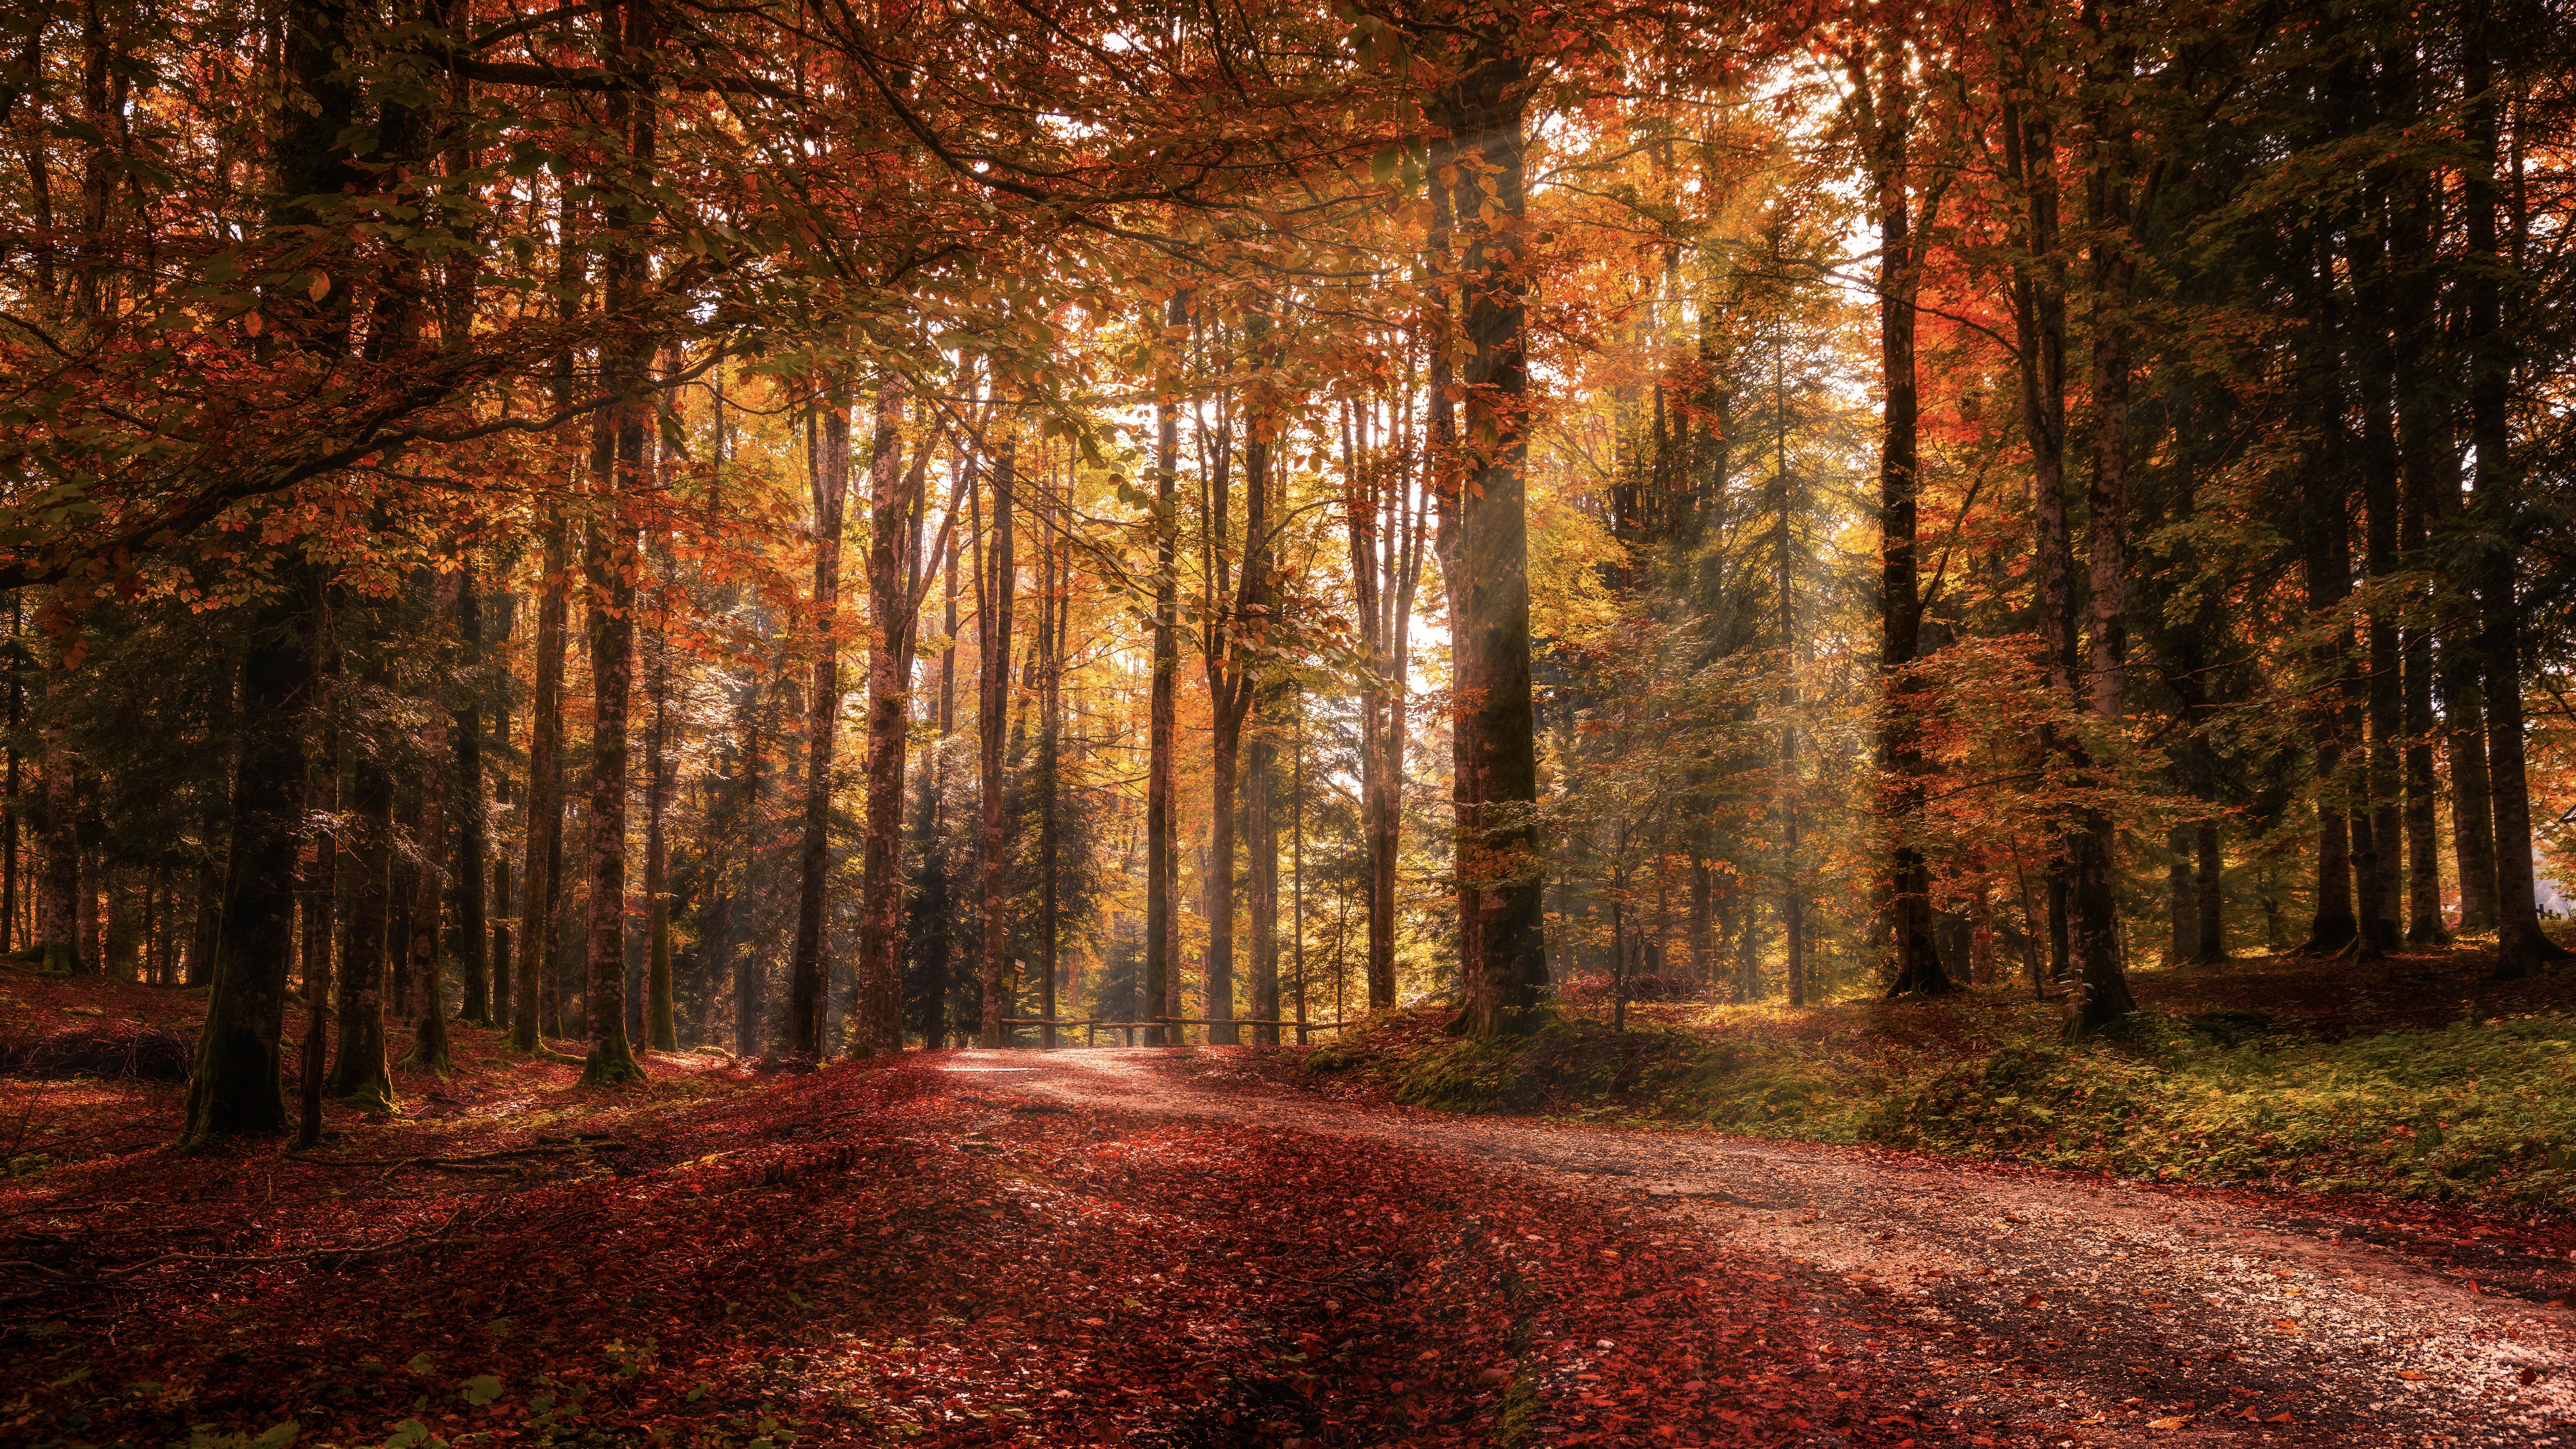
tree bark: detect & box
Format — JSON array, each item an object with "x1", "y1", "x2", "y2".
[
  {"x1": 1428, "y1": 30, "x2": 1548, "y2": 1039},
  {"x1": 1146, "y1": 293, "x2": 1183, "y2": 1046},
  {"x1": 2300, "y1": 286, "x2": 2361, "y2": 958},
  {"x1": 2065, "y1": 28, "x2": 2140, "y2": 1034},
  {"x1": 2463, "y1": 9, "x2": 2564, "y2": 975},
  {"x1": 451, "y1": 573, "x2": 490, "y2": 1026},
  {"x1": 1037, "y1": 484, "x2": 1065, "y2": 1048},
  {"x1": 294, "y1": 617, "x2": 340, "y2": 1149},
  {"x1": 402, "y1": 570, "x2": 458, "y2": 1074},
  {"x1": 1859, "y1": 42, "x2": 1952, "y2": 999},
  {"x1": 2390, "y1": 164, "x2": 2451, "y2": 944},
  {"x1": 511, "y1": 517, "x2": 570, "y2": 1051},
  {"x1": 856, "y1": 370, "x2": 954, "y2": 1054},
  {"x1": 2353, "y1": 226, "x2": 2407, "y2": 958},
  {"x1": 327, "y1": 614, "x2": 397, "y2": 1113},
  {"x1": 788, "y1": 394, "x2": 850, "y2": 1058},
  {"x1": 643, "y1": 536, "x2": 676, "y2": 1050},
  {"x1": 2000, "y1": 30, "x2": 2079, "y2": 994},
  {"x1": 182, "y1": 581, "x2": 315, "y2": 1143},
  {"x1": 974, "y1": 426, "x2": 1017, "y2": 1047}
]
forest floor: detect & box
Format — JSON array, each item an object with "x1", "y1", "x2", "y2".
[
  {"x1": 1047, "y1": 1045, "x2": 2576, "y2": 1448},
  {"x1": 0, "y1": 964, "x2": 1915, "y2": 1449},
  {"x1": 6, "y1": 951, "x2": 2576, "y2": 1447},
  {"x1": 1329, "y1": 937, "x2": 2576, "y2": 1216}
]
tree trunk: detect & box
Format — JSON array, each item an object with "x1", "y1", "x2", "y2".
[
  {"x1": 1428, "y1": 34, "x2": 1547, "y2": 1039},
  {"x1": 4, "y1": 600, "x2": 21, "y2": 957},
  {"x1": 975, "y1": 428, "x2": 1017, "y2": 1047},
  {"x1": 38, "y1": 676, "x2": 79, "y2": 974},
  {"x1": 2390, "y1": 157, "x2": 2452, "y2": 944},
  {"x1": 912, "y1": 547, "x2": 959, "y2": 1049},
  {"x1": 2301, "y1": 245, "x2": 2361, "y2": 958},
  {"x1": 451, "y1": 571, "x2": 491, "y2": 1023},
  {"x1": 639, "y1": 537, "x2": 674, "y2": 1048},
  {"x1": 1037, "y1": 486, "x2": 1064, "y2": 1048},
  {"x1": 2001, "y1": 55, "x2": 2079, "y2": 996},
  {"x1": 182, "y1": 582, "x2": 315, "y2": 1144},
  {"x1": 1146, "y1": 293, "x2": 1183, "y2": 1046},
  {"x1": 2065, "y1": 42, "x2": 2140, "y2": 1035},
  {"x1": 2462, "y1": 10, "x2": 2565, "y2": 976},
  {"x1": 403, "y1": 572, "x2": 456, "y2": 1074},
  {"x1": 512, "y1": 518, "x2": 570, "y2": 1052},
  {"x1": 1861, "y1": 46, "x2": 1952, "y2": 1000},
  {"x1": 327, "y1": 617, "x2": 398, "y2": 1113},
  {"x1": 856, "y1": 370, "x2": 946, "y2": 1055},
  {"x1": 294, "y1": 622, "x2": 340, "y2": 1150},
  {"x1": 788, "y1": 394, "x2": 850, "y2": 1058},
  {"x1": 2194, "y1": 820, "x2": 2224, "y2": 962},
  {"x1": 731, "y1": 681, "x2": 768, "y2": 1056},
  {"x1": 578, "y1": 61, "x2": 651, "y2": 1080}
]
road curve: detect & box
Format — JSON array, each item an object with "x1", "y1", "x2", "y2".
[{"x1": 946, "y1": 1045, "x2": 2576, "y2": 1448}]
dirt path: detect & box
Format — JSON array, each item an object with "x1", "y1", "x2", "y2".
[{"x1": 949, "y1": 1045, "x2": 2576, "y2": 1447}]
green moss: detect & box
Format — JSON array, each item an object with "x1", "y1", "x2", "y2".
[
  {"x1": 1493, "y1": 1364, "x2": 1543, "y2": 1448},
  {"x1": 1324, "y1": 1004, "x2": 2576, "y2": 1212}
]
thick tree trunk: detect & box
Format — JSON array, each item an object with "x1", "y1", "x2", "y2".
[
  {"x1": 975, "y1": 430, "x2": 1017, "y2": 1047},
  {"x1": 182, "y1": 585, "x2": 315, "y2": 1144},
  {"x1": 788, "y1": 396, "x2": 850, "y2": 1058},
  {"x1": 578, "y1": 85, "x2": 651, "y2": 1080},
  {"x1": 1429, "y1": 36, "x2": 1547, "y2": 1039},
  {"x1": 2065, "y1": 53, "x2": 2140, "y2": 1035},
  {"x1": 1862, "y1": 49, "x2": 1951, "y2": 1000},
  {"x1": 856, "y1": 371, "x2": 943, "y2": 1056},
  {"x1": 578, "y1": 510, "x2": 644, "y2": 1083},
  {"x1": 2462, "y1": 12, "x2": 2566, "y2": 976}
]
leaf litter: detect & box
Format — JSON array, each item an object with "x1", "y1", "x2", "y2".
[{"x1": 2, "y1": 1038, "x2": 1919, "y2": 1448}]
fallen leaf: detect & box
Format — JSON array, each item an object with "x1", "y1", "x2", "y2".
[
  {"x1": 2147, "y1": 1417, "x2": 2191, "y2": 1429},
  {"x1": 2395, "y1": 1370, "x2": 2430, "y2": 1381}
]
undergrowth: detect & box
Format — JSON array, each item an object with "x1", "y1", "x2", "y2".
[{"x1": 1311, "y1": 993, "x2": 2576, "y2": 1212}]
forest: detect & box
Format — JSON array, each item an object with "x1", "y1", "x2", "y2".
[{"x1": 5, "y1": 0, "x2": 2576, "y2": 1442}]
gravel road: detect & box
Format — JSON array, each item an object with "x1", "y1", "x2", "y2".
[{"x1": 954, "y1": 1045, "x2": 2576, "y2": 1448}]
